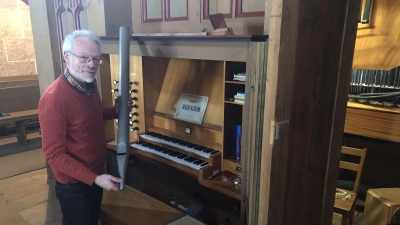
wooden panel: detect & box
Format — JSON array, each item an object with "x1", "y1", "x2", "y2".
[
  {"x1": 208, "y1": 0, "x2": 231, "y2": 14},
  {"x1": 343, "y1": 134, "x2": 400, "y2": 187},
  {"x1": 363, "y1": 188, "x2": 400, "y2": 225},
  {"x1": 0, "y1": 75, "x2": 39, "y2": 88},
  {"x1": 142, "y1": 57, "x2": 170, "y2": 132},
  {"x1": 344, "y1": 103, "x2": 400, "y2": 143},
  {"x1": 29, "y1": 0, "x2": 62, "y2": 94},
  {"x1": 54, "y1": 0, "x2": 66, "y2": 72},
  {"x1": 101, "y1": 39, "x2": 250, "y2": 62},
  {"x1": 143, "y1": 0, "x2": 163, "y2": 22},
  {"x1": 0, "y1": 79, "x2": 39, "y2": 89},
  {"x1": 223, "y1": 159, "x2": 241, "y2": 176},
  {"x1": 353, "y1": 0, "x2": 400, "y2": 70},
  {"x1": 151, "y1": 115, "x2": 223, "y2": 150},
  {"x1": 109, "y1": 55, "x2": 146, "y2": 142},
  {"x1": 165, "y1": 0, "x2": 188, "y2": 21},
  {"x1": 85, "y1": 0, "x2": 132, "y2": 36},
  {"x1": 241, "y1": 0, "x2": 265, "y2": 13},
  {"x1": 256, "y1": 0, "x2": 360, "y2": 223},
  {"x1": 235, "y1": 0, "x2": 264, "y2": 18},
  {"x1": 0, "y1": 86, "x2": 40, "y2": 113},
  {"x1": 244, "y1": 41, "x2": 268, "y2": 225},
  {"x1": 154, "y1": 58, "x2": 224, "y2": 128},
  {"x1": 204, "y1": 0, "x2": 233, "y2": 19},
  {"x1": 100, "y1": 185, "x2": 182, "y2": 225},
  {"x1": 99, "y1": 55, "x2": 115, "y2": 142},
  {"x1": 130, "y1": 56, "x2": 146, "y2": 140}
]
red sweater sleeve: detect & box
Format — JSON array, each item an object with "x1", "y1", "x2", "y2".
[
  {"x1": 103, "y1": 106, "x2": 118, "y2": 120},
  {"x1": 39, "y1": 94, "x2": 98, "y2": 185}
]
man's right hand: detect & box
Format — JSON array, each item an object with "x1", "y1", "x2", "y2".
[{"x1": 94, "y1": 174, "x2": 122, "y2": 191}]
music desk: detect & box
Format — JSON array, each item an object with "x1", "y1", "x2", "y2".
[{"x1": 100, "y1": 185, "x2": 183, "y2": 225}]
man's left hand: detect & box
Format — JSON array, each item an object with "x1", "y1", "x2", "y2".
[{"x1": 114, "y1": 96, "x2": 134, "y2": 115}]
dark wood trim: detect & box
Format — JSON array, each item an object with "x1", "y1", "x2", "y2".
[
  {"x1": 259, "y1": 0, "x2": 361, "y2": 223},
  {"x1": 100, "y1": 35, "x2": 268, "y2": 42},
  {"x1": 54, "y1": 0, "x2": 65, "y2": 71},
  {"x1": 203, "y1": 0, "x2": 233, "y2": 20},
  {"x1": 142, "y1": 0, "x2": 163, "y2": 23},
  {"x1": 235, "y1": 0, "x2": 264, "y2": 18},
  {"x1": 164, "y1": 0, "x2": 188, "y2": 21},
  {"x1": 66, "y1": 0, "x2": 84, "y2": 30}
]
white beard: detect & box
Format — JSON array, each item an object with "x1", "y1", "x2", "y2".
[{"x1": 68, "y1": 67, "x2": 96, "y2": 83}]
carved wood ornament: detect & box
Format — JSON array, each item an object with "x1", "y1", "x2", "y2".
[{"x1": 54, "y1": 0, "x2": 84, "y2": 71}]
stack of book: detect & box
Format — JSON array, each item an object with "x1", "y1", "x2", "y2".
[
  {"x1": 234, "y1": 92, "x2": 245, "y2": 104},
  {"x1": 233, "y1": 72, "x2": 246, "y2": 82}
]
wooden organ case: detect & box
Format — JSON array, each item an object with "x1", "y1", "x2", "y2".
[{"x1": 101, "y1": 35, "x2": 268, "y2": 224}]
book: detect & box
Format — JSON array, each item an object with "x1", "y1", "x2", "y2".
[
  {"x1": 233, "y1": 72, "x2": 246, "y2": 81},
  {"x1": 234, "y1": 99, "x2": 244, "y2": 104},
  {"x1": 164, "y1": 214, "x2": 206, "y2": 225},
  {"x1": 236, "y1": 92, "x2": 245, "y2": 97},
  {"x1": 209, "y1": 27, "x2": 234, "y2": 36},
  {"x1": 235, "y1": 125, "x2": 242, "y2": 161},
  {"x1": 234, "y1": 95, "x2": 245, "y2": 100}
]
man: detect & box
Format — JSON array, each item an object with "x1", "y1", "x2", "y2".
[{"x1": 39, "y1": 29, "x2": 125, "y2": 225}]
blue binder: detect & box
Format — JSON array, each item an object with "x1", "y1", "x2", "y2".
[{"x1": 235, "y1": 125, "x2": 242, "y2": 160}]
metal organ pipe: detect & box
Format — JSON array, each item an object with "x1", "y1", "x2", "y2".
[{"x1": 116, "y1": 26, "x2": 130, "y2": 190}]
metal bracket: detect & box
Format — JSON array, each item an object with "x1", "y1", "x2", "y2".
[{"x1": 275, "y1": 120, "x2": 289, "y2": 140}]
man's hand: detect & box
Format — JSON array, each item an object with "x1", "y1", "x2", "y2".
[
  {"x1": 114, "y1": 96, "x2": 134, "y2": 115},
  {"x1": 94, "y1": 174, "x2": 122, "y2": 191}
]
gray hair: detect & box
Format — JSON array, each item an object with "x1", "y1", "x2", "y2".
[{"x1": 62, "y1": 29, "x2": 102, "y2": 54}]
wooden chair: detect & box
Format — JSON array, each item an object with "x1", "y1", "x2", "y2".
[{"x1": 334, "y1": 146, "x2": 367, "y2": 225}]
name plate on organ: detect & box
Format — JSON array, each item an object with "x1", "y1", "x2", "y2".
[{"x1": 174, "y1": 93, "x2": 209, "y2": 124}]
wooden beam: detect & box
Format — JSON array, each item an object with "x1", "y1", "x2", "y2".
[
  {"x1": 254, "y1": 0, "x2": 361, "y2": 224},
  {"x1": 29, "y1": 0, "x2": 62, "y2": 95}
]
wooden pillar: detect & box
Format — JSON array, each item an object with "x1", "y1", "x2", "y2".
[
  {"x1": 29, "y1": 0, "x2": 62, "y2": 95},
  {"x1": 251, "y1": 0, "x2": 361, "y2": 224}
]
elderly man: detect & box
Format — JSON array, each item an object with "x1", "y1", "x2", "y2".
[{"x1": 39, "y1": 29, "x2": 125, "y2": 225}]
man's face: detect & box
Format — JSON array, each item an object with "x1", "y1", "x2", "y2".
[{"x1": 64, "y1": 37, "x2": 101, "y2": 83}]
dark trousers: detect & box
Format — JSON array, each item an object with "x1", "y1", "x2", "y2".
[{"x1": 55, "y1": 181, "x2": 103, "y2": 225}]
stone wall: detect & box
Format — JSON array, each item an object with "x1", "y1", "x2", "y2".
[{"x1": 0, "y1": 0, "x2": 36, "y2": 77}]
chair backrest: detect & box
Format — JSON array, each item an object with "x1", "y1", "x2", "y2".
[{"x1": 339, "y1": 146, "x2": 367, "y2": 194}]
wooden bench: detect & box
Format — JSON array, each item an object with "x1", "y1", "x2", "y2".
[
  {"x1": 0, "y1": 109, "x2": 40, "y2": 146},
  {"x1": 0, "y1": 75, "x2": 41, "y2": 146},
  {"x1": 100, "y1": 185, "x2": 183, "y2": 225},
  {"x1": 0, "y1": 75, "x2": 40, "y2": 113}
]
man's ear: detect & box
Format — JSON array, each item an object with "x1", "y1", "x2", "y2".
[{"x1": 63, "y1": 51, "x2": 69, "y2": 63}]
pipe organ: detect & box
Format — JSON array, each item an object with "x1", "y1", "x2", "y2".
[{"x1": 101, "y1": 35, "x2": 268, "y2": 223}]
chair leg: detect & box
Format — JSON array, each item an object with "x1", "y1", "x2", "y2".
[
  {"x1": 349, "y1": 205, "x2": 356, "y2": 225},
  {"x1": 341, "y1": 212, "x2": 349, "y2": 225}
]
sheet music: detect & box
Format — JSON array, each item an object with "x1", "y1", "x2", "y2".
[{"x1": 165, "y1": 215, "x2": 206, "y2": 225}]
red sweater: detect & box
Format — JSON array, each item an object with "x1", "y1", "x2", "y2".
[{"x1": 38, "y1": 76, "x2": 117, "y2": 185}]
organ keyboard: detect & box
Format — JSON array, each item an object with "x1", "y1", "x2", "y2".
[
  {"x1": 131, "y1": 141, "x2": 209, "y2": 170},
  {"x1": 108, "y1": 132, "x2": 222, "y2": 179},
  {"x1": 140, "y1": 132, "x2": 220, "y2": 159}
]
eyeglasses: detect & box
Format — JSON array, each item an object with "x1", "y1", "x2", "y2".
[{"x1": 68, "y1": 51, "x2": 102, "y2": 65}]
